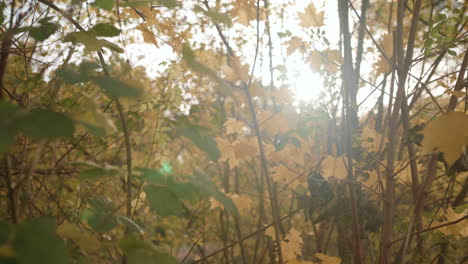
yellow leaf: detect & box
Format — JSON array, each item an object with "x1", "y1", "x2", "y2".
[
  {"x1": 282, "y1": 228, "x2": 302, "y2": 260},
  {"x1": 264, "y1": 225, "x2": 275, "y2": 238},
  {"x1": 57, "y1": 222, "x2": 101, "y2": 252},
  {"x1": 224, "y1": 118, "x2": 245, "y2": 135},
  {"x1": 445, "y1": 89, "x2": 468, "y2": 97},
  {"x1": 436, "y1": 207, "x2": 468, "y2": 237},
  {"x1": 230, "y1": 0, "x2": 264, "y2": 26},
  {"x1": 321, "y1": 155, "x2": 347, "y2": 179},
  {"x1": 271, "y1": 87, "x2": 293, "y2": 104},
  {"x1": 298, "y1": 2, "x2": 325, "y2": 28},
  {"x1": 376, "y1": 34, "x2": 393, "y2": 75},
  {"x1": 421, "y1": 112, "x2": 468, "y2": 166},
  {"x1": 322, "y1": 49, "x2": 342, "y2": 73},
  {"x1": 227, "y1": 193, "x2": 253, "y2": 212},
  {"x1": 271, "y1": 164, "x2": 302, "y2": 188},
  {"x1": 361, "y1": 126, "x2": 386, "y2": 152},
  {"x1": 220, "y1": 57, "x2": 250, "y2": 83},
  {"x1": 216, "y1": 137, "x2": 259, "y2": 167},
  {"x1": 308, "y1": 51, "x2": 322, "y2": 72},
  {"x1": 0, "y1": 243, "x2": 15, "y2": 258},
  {"x1": 209, "y1": 197, "x2": 224, "y2": 210},
  {"x1": 313, "y1": 253, "x2": 342, "y2": 264},
  {"x1": 381, "y1": 33, "x2": 393, "y2": 59},
  {"x1": 137, "y1": 24, "x2": 158, "y2": 46},
  {"x1": 258, "y1": 111, "x2": 290, "y2": 134},
  {"x1": 286, "y1": 37, "x2": 309, "y2": 56}
]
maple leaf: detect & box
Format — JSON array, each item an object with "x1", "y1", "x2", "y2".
[
  {"x1": 258, "y1": 110, "x2": 290, "y2": 134},
  {"x1": 375, "y1": 34, "x2": 393, "y2": 75},
  {"x1": 322, "y1": 49, "x2": 342, "y2": 73},
  {"x1": 361, "y1": 126, "x2": 386, "y2": 152},
  {"x1": 230, "y1": 0, "x2": 264, "y2": 26},
  {"x1": 298, "y1": 2, "x2": 325, "y2": 28},
  {"x1": 321, "y1": 156, "x2": 348, "y2": 179},
  {"x1": 271, "y1": 164, "x2": 302, "y2": 188},
  {"x1": 224, "y1": 118, "x2": 245, "y2": 135},
  {"x1": 282, "y1": 228, "x2": 302, "y2": 260},
  {"x1": 286, "y1": 37, "x2": 309, "y2": 56},
  {"x1": 308, "y1": 51, "x2": 322, "y2": 72},
  {"x1": 271, "y1": 87, "x2": 293, "y2": 104},
  {"x1": 421, "y1": 111, "x2": 468, "y2": 166},
  {"x1": 220, "y1": 56, "x2": 250, "y2": 83},
  {"x1": 137, "y1": 24, "x2": 158, "y2": 46},
  {"x1": 436, "y1": 207, "x2": 468, "y2": 237},
  {"x1": 227, "y1": 193, "x2": 253, "y2": 212}
]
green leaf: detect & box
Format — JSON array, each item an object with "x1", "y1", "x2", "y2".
[
  {"x1": 90, "y1": 23, "x2": 121, "y2": 37},
  {"x1": 144, "y1": 185, "x2": 184, "y2": 216},
  {"x1": 63, "y1": 31, "x2": 104, "y2": 51},
  {"x1": 0, "y1": 2, "x2": 7, "y2": 25},
  {"x1": 135, "y1": 168, "x2": 168, "y2": 184},
  {"x1": 83, "y1": 197, "x2": 117, "y2": 232},
  {"x1": 191, "y1": 169, "x2": 238, "y2": 213},
  {"x1": 56, "y1": 67, "x2": 88, "y2": 84},
  {"x1": 91, "y1": 76, "x2": 142, "y2": 98},
  {"x1": 122, "y1": 1, "x2": 155, "y2": 7},
  {"x1": 92, "y1": 0, "x2": 114, "y2": 10},
  {"x1": 79, "y1": 166, "x2": 120, "y2": 180},
  {"x1": 0, "y1": 102, "x2": 18, "y2": 153},
  {"x1": 29, "y1": 22, "x2": 59, "y2": 41},
  {"x1": 13, "y1": 217, "x2": 70, "y2": 264},
  {"x1": 120, "y1": 235, "x2": 178, "y2": 264},
  {"x1": 447, "y1": 49, "x2": 457, "y2": 56},
  {"x1": 176, "y1": 119, "x2": 220, "y2": 161},
  {"x1": 170, "y1": 182, "x2": 201, "y2": 205},
  {"x1": 157, "y1": 0, "x2": 179, "y2": 8},
  {"x1": 15, "y1": 108, "x2": 75, "y2": 139}
]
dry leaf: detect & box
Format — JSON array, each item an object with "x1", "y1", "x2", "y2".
[{"x1": 298, "y1": 3, "x2": 325, "y2": 28}]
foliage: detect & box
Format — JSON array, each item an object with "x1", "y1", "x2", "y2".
[{"x1": 0, "y1": 0, "x2": 467, "y2": 264}]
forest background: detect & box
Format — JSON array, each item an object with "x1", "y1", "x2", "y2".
[{"x1": 0, "y1": 0, "x2": 467, "y2": 264}]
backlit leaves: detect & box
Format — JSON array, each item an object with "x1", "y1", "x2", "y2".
[
  {"x1": 90, "y1": 23, "x2": 121, "y2": 37},
  {"x1": 321, "y1": 156, "x2": 347, "y2": 179},
  {"x1": 92, "y1": 0, "x2": 114, "y2": 10},
  {"x1": 298, "y1": 2, "x2": 325, "y2": 28},
  {"x1": 28, "y1": 18, "x2": 59, "y2": 41},
  {"x1": 421, "y1": 112, "x2": 468, "y2": 166}
]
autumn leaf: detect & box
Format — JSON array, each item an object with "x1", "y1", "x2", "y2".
[
  {"x1": 308, "y1": 51, "x2": 323, "y2": 72},
  {"x1": 313, "y1": 253, "x2": 342, "y2": 264},
  {"x1": 376, "y1": 34, "x2": 393, "y2": 75},
  {"x1": 227, "y1": 193, "x2": 254, "y2": 212},
  {"x1": 321, "y1": 155, "x2": 347, "y2": 179},
  {"x1": 137, "y1": 24, "x2": 158, "y2": 46},
  {"x1": 435, "y1": 207, "x2": 468, "y2": 237},
  {"x1": 224, "y1": 118, "x2": 245, "y2": 135},
  {"x1": 220, "y1": 56, "x2": 250, "y2": 83},
  {"x1": 421, "y1": 111, "x2": 468, "y2": 166},
  {"x1": 286, "y1": 37, "x2": 309, "y2": 56},
  {"x1": 298, "y1": 2, "x2": 324, "y2": 28},
  {"x1": 271, "y1": 164, "x2": 303, "y2": 188},
  {"x1": 282, "y1": 228, "x2": 302, "y2": 260}
]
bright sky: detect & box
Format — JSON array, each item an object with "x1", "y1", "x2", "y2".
[{"x1": 123, "y1": 0, "x2": 378, "y2": 110}]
